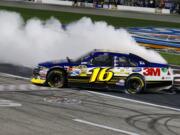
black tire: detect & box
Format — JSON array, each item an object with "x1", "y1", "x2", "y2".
[
  {"x1": 125, "y1": 75, "x2": 145, "y2": 94},
  {"x1": 47, "y1": 69, "x2": 66, "y2": 88}
]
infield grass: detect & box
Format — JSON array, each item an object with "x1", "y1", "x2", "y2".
[{"x1": 160, "y1": 52, "x2": 180, "y2": 65}]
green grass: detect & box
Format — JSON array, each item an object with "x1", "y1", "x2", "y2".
[
  {"x1": 0, "y1": 5, "x2": 179, "y2": 65},
  {"x1": 0, "y1": 5, "x2": 180, "y2": 28},
  {"x1": 160, "y1": 52, "x2": 180, "y2": 65}
]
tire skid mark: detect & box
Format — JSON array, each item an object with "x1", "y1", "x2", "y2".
[
  {"x1": 126, "y1": 114, "x2": 151, "y2": 132},
  {"x1": 164, "y1": 118, "x2": 179, "y2": 135},
  {"x1": 126, "y1": 114, "x2": 180, "y2": 135}
]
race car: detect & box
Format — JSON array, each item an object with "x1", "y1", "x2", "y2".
[{"x1": 31, "y1": 49, "x2": 173, "y2": 94}]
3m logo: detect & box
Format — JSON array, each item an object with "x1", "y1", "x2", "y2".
[
  {"x1": 89, "y1": 68, "x2": 113, "y2": 83},
  {"x1": 143, "y1": 68, "x2": 160, "y2": 76}
]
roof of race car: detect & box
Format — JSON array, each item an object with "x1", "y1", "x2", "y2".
[
  {"x1": 93, "y1": 49, "x2": 148, "y2": 62},
  {"x1": 93, "y1": 49, "x2": 129, "y2": 54},
  {"x1": 93, "y1": 49, "x2": 142, "y2": 59}
]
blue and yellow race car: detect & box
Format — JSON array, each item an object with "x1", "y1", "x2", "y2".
[{"x1": 31, "y1": 49, "x2": 173, "y2": 94}]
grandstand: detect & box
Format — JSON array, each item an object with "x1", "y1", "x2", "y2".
[{"x1": 27, "y1": 0, "x2": 180, "y2": 14}]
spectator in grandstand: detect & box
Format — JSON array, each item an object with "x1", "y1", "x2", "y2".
[
  {"x1": 176, "y1": 2, "x2": 180, "y2": 14},
  {"x1": 148, "y1": 0, "x2": 156, "y2": 8},
  {"x1": 159, "y1": 0, "x2": 165, "y2": 8},
  {"x1": 73, "y1": 0, "x2": 78, "y2": 7},
  {"x1": 170, "y1": 2, "x2": 176, "y2": 13},
  {"x1": 119, "y1": 0, "x2": 124, "y2": 5}
]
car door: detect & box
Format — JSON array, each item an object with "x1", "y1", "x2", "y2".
[
  {"x1": 85, "y1": 52, "x2": 114, "y2": 84},
  {"x1": 68, "y1": 52, "x2": 114, "y2": 84}
]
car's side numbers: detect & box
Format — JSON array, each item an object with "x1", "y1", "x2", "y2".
[{"x1": 89, "y1": 68, "x2": 113, "y2": 83}]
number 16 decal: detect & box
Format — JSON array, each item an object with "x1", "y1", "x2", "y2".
[{"x1": 89, "y1": 68, "x2": 113, "y2": 83}]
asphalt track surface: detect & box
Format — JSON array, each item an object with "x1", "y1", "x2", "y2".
[
  {"x1": 0, "y1": 0, "x2": 180, "y2": 23},
  {"x1": 0, "y1": 64, "x2": 180, "y2": 135}
]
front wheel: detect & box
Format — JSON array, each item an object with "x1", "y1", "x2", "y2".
[
  {"x1": 125, "y1": 75, "x2": 145, "y2": 94},
  {"x1": 47, "y1": 70, "x2": 66, "y2": 88}
]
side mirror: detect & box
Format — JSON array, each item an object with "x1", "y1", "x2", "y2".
[
  {"x1": 87, "y1": 59, "x2": 93, "y2": 65},
  {"x1": 66, "y1": 56, "x2": 71, "y2": 63}
]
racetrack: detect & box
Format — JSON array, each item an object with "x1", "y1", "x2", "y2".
[{"x1": 0, "y1": 65, "x2": 180, "y2": 135}]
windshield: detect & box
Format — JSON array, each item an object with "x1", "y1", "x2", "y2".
[{"x1": 73, "y1": 51, "x2": 92, "y2": 63}]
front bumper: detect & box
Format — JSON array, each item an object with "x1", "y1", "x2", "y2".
[
  {"x1": 31, "y1": 66, "x2": 48, "y2": 85},
  {"x1": 31, "y1": 78, "x2": 46, "y2": 85}
]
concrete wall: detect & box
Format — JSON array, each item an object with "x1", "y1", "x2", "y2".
[
  {"x1": 35, "y1": 0, "x2": 73, "y2": 6},
  {"x1": 117, "y1": 5, "x2": 170, "y2": 14}
]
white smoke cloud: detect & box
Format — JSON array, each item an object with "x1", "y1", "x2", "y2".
[{"x1": 0, "y1": 10, "x2": 166, "y2": 67}]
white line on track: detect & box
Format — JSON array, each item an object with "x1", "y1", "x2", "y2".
[
  {"x1": 73, "y1": 119, "x2": 139, "y2": 135},
  {"x1": 0, "y1": 84, "x2": 59, "y2": 91},
  {"x1": 0, "y1": 99, "x2": 21, "y2": 107},
  {"x1": 87, "y1": 91, "x2": 180, "y2": 112},
  {"x1": 8, "y1": 85, "x2": 16, "y2": 91},
  {"x1": 0, "y1": 72, "x2": 29, "y2": 80},
  {"x1": 0, "y1": 85, "x2": 5, "y2": 91}
]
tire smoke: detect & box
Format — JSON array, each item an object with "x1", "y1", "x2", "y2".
[{"x1": 0, "y1": 11, "x2": 166, "y2": 67}]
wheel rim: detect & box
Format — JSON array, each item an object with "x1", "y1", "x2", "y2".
[
  {"x1": 127, "y1": 78, "x2": 143, "y2": 94},
  {"x1": 48, "y1": 73, "x2": 64, "y2": 87}
]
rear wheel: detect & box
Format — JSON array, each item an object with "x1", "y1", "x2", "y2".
[
  {"x1": 47, "y1": 70, "x2": 66, "y2": 88},
  {"x1": 125, "y1": 75, "x2": 145, "y2": 94}
]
